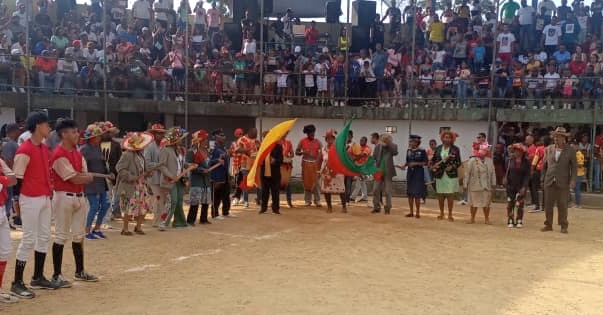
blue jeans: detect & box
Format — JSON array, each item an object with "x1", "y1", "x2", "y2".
[
  {"x1": 87, "y1": 192, "x2": 109, "y2": 229},
  {"x1": 457, "y1": 81, "x2": 468, "y2": 105},
  {"x1": 593, "y1": 159, "x2": 600, "y2": 191},
  {"x1": 423, "y1": 166, "x2": 433, "y2": 183},
  {"x1": 574, "y1": 176, "x2": 583, "y2": 206},
  {"x1": 285, "y1": 185, "x2": 292, "y2": 201}
]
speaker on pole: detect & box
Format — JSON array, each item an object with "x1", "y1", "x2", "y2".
[
  {"x1": 352, "y1": 0, "x2": 376, "y2": 27},
  {"x1": 351, "y1": 25, "x2": 370, "y2": 52},
  {"x1": 326, "y1": 1, "x2": 341, "y2": 23}
]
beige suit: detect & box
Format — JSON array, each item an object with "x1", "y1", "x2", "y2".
[
  {"x1": 158, "y1": 146, "x2": 179, "y2": 190},
  {"x1": 541, "y1": 144, "x2": 577, "y2": 229}
]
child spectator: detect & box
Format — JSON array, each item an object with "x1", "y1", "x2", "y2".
[
  {"x1": 303, "y1": 62, "x2": 316, "y2": 105},
  {"x1": 275, "y1": 63, "x2": 291, "y2": 105},
  {"x1": 149, "y1": 59, "x2": 169, "y2": 101},
  {"x1": 315, "y1": 57, "x2": 329, "y2": 106}
]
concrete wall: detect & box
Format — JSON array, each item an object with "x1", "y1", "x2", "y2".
[{"x1": 258, "y1": 117, "x2": 489, "y2": 180}]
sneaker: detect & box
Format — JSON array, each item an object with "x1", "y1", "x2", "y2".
[
  {"x1": 516, "y1": 220, "x2": 523, "y2": 228},
  {"x1": 528, "y1": 208, "x2": 542, "y2": 213},
  {"x1": 158, "y1": 222, "x2": 166, "y2": 231},
  {"x1": 85, "y1": 233, "x2": 98, "y2": 240},
  {"x1": 30, "y1": 276, "x2": 58, "y2": 290},
  {"x1": 232, "y1": 197, "x2": 239, "y2": 206},
  {"x1": 507, "y1": 223, "x2": 515, "y2": 228},
  {"x1": 75, "y1": 271, "x2": 98, "y2": 282},
  {"x1": 0, "y1": 292, "x2": 19, "y2": 303},
  {"x1": 214, "y1": 215, "x2": 225, "y2": 220},
  {"x1": 10, "y1": 281, "x2": 35, "y2": 299},
  {"x1": 457, "y1": 200, "x2": 467, "y2": 205},
  {"x1": 243, "y1": 201, "x2": 249, "y2": 208},
  {"x1": 224, "y1": 214, "x2": 237, "y2": 218},
  {"x1": 51, "y1": 274, "x2": 73, "y2": 288},
  {"x1": 92, "y1": 230, "x2": 106, "y2": 239}
]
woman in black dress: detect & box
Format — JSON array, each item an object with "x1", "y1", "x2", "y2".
[{"x1": 397, "y1": 135, "x2": 427, "y2": 218}]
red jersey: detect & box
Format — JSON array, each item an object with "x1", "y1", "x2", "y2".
[
  {"x1": 51, "y1": 145, "x2": 86, "y2": 193},
  {"x1": 297, "y1": 137, "x2": 322, "y2": 161},
  {"x1": 13, "y1": 139, "x2": 52, "y2": 197},
  {"x1": 532, "y1": 145, "x2": 545, "y2": 171},
  {"x1": 280, "y1": 139, "x2": 294, "y2": 163},
  {"x1": 356, "y1": 144, "x2": 372, "y2": 165}
]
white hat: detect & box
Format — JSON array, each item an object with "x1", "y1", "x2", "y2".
[
  {"x1": 322, "y1": 47, "x2": 329, "y2": 53},
  {"x1": 294, "y1": 46, "x2": 301, "y2": 53},
  {"x1": 10, "y1": 48, "x2": 22, "y2": 55}
]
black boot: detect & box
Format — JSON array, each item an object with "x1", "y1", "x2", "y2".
[
  {"x1": 200, "y1": 204, "x2": 210, "y2": 224},
  {"x1": 187, "y1": 205, "x2": 199, "y2": 226}
]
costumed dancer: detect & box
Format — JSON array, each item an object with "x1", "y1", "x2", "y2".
[
  {"x1": 115, "y1": 132, "x2": 154, "y2": 235},
  {"x1": 320, "y1": 129, "x2": 346, "y2": 213},
  {"x1": 259, "y1": 131, "x2": 283, "y2": 214},
  {"x1": 186, "y1": 130, "x2": 213, "y2": 225},
  {"x1": 50, "y1": 120, "x2": 100, "y2": 289},
  {"x1": 234, "y1": 128, "x2": 260, "y2": 207},
  {"x1": 279, "y1": 131, "x2": 294, "y2": 208},
  {"x1": 372, "y1": 133, "x2": 398, "y2": 214},
  {"x1": 463, "y1": 146, "x2": 496, "y2": 224},
  {"x1": 349, "y1": 136, "x2": 372, "y2": 202},
  {"x1": 295, "y1": 124, "x2": 322, "y2": 207},
  {"x1": 10, "y1": 111, "x2": 57, "y2": 298},
  {"x1": 230, "y1": 128, "x2": 244, "y2": 205},
  {"x1": 0, "y1": 157, "x2": 17, "y2": 303},
  {"x1": 80, "y1": 124, "x2": 114, "y2": 240},
  {"x1": 504, "y1": 143, "x2": 531, "y2": 228},
  {"x1": 159, "y1": 127, "x2": 195, "y2": 230},
  {"x1": 397, "y1": 135, "x2": 427, "y2": 218},
  {"x1": 431, "y1": 130, "x2": 461, "y2": 221},
  {"x1": 144, "y1": 123, "x2": 168, "y2": 227}
]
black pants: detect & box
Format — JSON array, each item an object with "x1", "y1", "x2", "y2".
[
  {"x1": 344, "y1": 176, "x2": 354, "y2": 201},
  {"x1": 233, "y1": 171, "x2": 244, "y2": 199},
  {"x1": 530, "y1": 170, "x2": 541, "y2": 208},
  {"x1": 212, "y1": 182, "x2": 231, "y2": 217},
  {"x1": 261, "y1": 175, "x2": 280, "y2": 212}
]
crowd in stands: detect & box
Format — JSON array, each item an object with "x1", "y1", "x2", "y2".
[{"x1": 0, "y1": 0, "x2": 602, "y2": 108}]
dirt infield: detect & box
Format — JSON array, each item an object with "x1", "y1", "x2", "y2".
[{"x1": 3, "y1": 196, "x2": 603, "y2": 315}]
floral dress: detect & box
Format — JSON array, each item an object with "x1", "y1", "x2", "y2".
[
  {"x1": 320, "y1": 146, "x2": 345, "y2": 194},
  {"x1": 120, "y1": 153, "x2": 150, "y2": 217}
]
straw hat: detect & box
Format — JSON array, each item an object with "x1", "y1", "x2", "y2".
[
  {"x1": 550, "y1": 127, "x2": 571, "y2": 137},
  {"x1": 164, "y1": 127, "x2": 189, "y2": 146},
  {"x1": 81, "y1": 124, "x2": 104, "y2": 140},
  {"x1": 121, "y1": 132, "x2": 154, "y2": 151},
  {"x1": 148, "y1": 123, "x2": 166, "y2": 133},
  {"x1": 97, "y1": 121, "x2": 120, "y2": 135}
]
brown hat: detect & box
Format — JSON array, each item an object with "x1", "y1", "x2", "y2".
[{"x1": 550, "y1": 127, "x2": 571, "y2": 137}]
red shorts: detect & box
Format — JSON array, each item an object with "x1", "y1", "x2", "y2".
[{"x1": 497, "y1": 53, "x2": 512, "y2": 64}]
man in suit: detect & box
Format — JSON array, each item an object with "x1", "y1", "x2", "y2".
[
  {"x1": 143, "y1": 123, "x2": 167, "y2": 227},
  {"x1": 259, "y1": 134, "x2": 283, "y2": 215},
  {"x1": 541, "y1": 127, "x2": 577, "y2": 234},
  {"x1": 372, "y1": 133, "x2": 398, "y2": 214}
]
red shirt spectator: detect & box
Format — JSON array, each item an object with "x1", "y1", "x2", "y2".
[
  {"x1": 36, "y1": 55, "x2": 56, "y2": 73},
  {"x1": 305, "y1": 22, "x2": 320, "y2": 45},
  {"x1": 568, "y1": 59, "x2": 586, "y2": 75}
]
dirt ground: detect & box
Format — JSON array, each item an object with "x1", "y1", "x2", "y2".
[{"x1": 2, "y1": 195, "x2": 603, "y2": 315}]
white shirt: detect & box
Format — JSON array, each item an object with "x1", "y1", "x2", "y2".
[
  {"x1": 132, "y1": 0, "x2": 152, "y2": 20},
  {"x1": 242, "y1": 40, "x2": 256, "y2": 55},
  {"x1": 57, "y1": 59, "x2": 79, "y2": 74},
  {"x1": 517, "y1": 6, "x2": 535, "y2": 25},
  {"x1": 194, "y1": 1, "x2": 206, "y2": 25},
  {"x1": 12, "y1": 11, "x2": 26, "y2": 27},
  {"x1": 82, "y1": 49, "x2": 99, "y2": 62},
  {"x1": 537, "y1": 0, "x2": 556, "y2": 16},
  {"x1": 303, "y1": 69, "x2": 315, "y2": 87},
  {"x1": 496, "y1": 32, "x2": 516, "y2": 53},
  {"x1": 17, "y1": 131, "x2": 31, "y2": 145},
  {"x1": 154, "y1": 0, "x2": 169, "y2": 21},
  {"x1": 543, "y1": 72, "x2": 560, "y2": 89},
  {"x1": 542, "y1": 24, "x2": 562, "y2": 46}
]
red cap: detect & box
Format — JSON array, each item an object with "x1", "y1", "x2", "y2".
[
  {"x1": 73, "y1": 40, "x2": 81, "y2": 47},
  {"x1": 234, "y1": 128, "x2": 244, "y2": 137}
]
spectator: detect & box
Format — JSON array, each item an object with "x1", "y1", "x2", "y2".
[
  {"x1": 36, "y1": 50, "x2": 56, "y2": 91},
  {"x1": 56, "y1": 50, "x2": 79, "y2": 93},
  {"x1": 149, "y1": 59, "x2": 168, "y2": 101},
  {"x1": 383, "y1": 0, "x2": 402, "y2": 38},
  {"x1": 542, "y1": 16, "x2": 562, "y2": 56},
  {"x1": 154, "y1": 0, "x2": 171, "y2": 30},
  {"x1": 193, "y1": 1, "x2": 206, "y2": 34},
  {"x1": 205, "y1": 2, "x2": 222, "y2": 41},
  {"x1": 497, "y1": 24, "x2": 516, "y2": 64},
  {"x1": 132, "y1": 0, "x2": 153, "y2": 28},
  {"x1": 500, "y1": 0, "x2": 520, "y2": 25}
]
